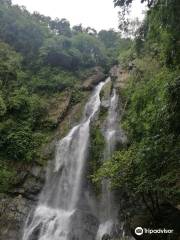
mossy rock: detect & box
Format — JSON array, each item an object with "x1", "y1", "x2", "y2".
[
  {"x1": 99, "y1": 105, "x2": 108, "y2": 121},
  {"x1": 87, "y1": 126, "x2": 106, "y2": 194},
  {"x1": 100, "y1": 80, "x2": 112, "y2": 102}
]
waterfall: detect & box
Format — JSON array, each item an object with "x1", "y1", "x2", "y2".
[
  {"x1": 22, "y1": 79, "x2": 110, "y2": 240},
  {"x1": 96, "y1": 89, "x2": 126, "y2": 240}
]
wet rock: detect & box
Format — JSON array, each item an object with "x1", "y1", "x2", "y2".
[
  {"x1": 41, "y1": 139, "x2": 57, "y2": 161},
  {"x1": 22, "y1": 176, "x2": 43, "y2": 201},
  {"x1": 0, "y1": 194, "x2": 34, "y2": 240},
  {"x1": 102, "y1": 233, "x2": 111, "y2": 240},
  {"x1": 68, "y1": 209, "x2": 99, "y2": 240},
  {"x1": 109, "y1": 65, "x2": 119, "y2": 79},
  {"x1": 30, "y1": 165, "x2": 43, "y2": 178},
  {"x1": 82, "y1": 67, "x2": 106, "y2": 90},
  {"x1": 0, "y1": 163, "x2": 46, "y2": 240}
]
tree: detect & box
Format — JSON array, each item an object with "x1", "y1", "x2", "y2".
[
  {"x1": 72, "y1": 33, "x2": 107, "y2": 67},
  {"x1": 113, "y1": 0, "x2": 156, "y2": 8},
  {"x1": 72, "y1": 24, "x2": 84, "y2": 34},
  {"x1": 86, "y1": 27, "x2": 97, "y2": 36},
  {"x1": 98, "y1": 30, "x2": 120, "y2": 48},
  {"x1": 50, "y1": 18, "x2": 72, "y2": 37},
  {"x1": 0, "y1": 95, "x2": 6, "y2": 116},
  {"x1": 113, "y1": 0, "x2": 156, "y2": 35},
  {"x1": 0, "y1": 0, "x2": 11, "y2": 5},
  {"x1": 39, "y1": 36, "x2": 82, "y2": 69},
  {"x1": 0, "y1": 3, "x2": 50, "y2": 65},
  {"x1": 0, "y1": 41, "x2": 22, "y2": 88}
]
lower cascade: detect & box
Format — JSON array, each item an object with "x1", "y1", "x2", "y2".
[{"x1": 22, "y1": 78, "x2": 126, "y2": 240}]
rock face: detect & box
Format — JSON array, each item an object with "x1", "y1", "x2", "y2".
[
  {"x1": 82, "y1": 67, "x2": 106, "y2": 90},
  {"x1": 0, "y1": 194, "x2": 33, "y2": 240},
  {"x1": 0, "y1": 164, "x2": 46, "y2": 240},
  {"x1": 68, "y1": 209, "x2": 99, "y2": 240},
  {"x1": 110, "y1": 65, "x2": 129, "y2": 89},
  {"x1": 46, "y1": 91, "x2": 71, "y2": 127}
]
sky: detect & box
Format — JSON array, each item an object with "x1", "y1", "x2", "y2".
[{"x1": 12, "y1": 0, "x2": 146, "y2": 31}]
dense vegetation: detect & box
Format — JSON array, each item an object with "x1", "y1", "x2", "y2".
[
  {"x1": 94, "y1": 0, "x2": 180, "y2": 237},
  {"x1": 0, "y1": 0, "x2": 131, "y2": 192}
]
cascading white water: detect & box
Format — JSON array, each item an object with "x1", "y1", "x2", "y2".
[
  {"x1": 22, "y1": 79, "x2": 110, "y2": 240},
  {"x1": 96, "y1": 89, "x2": 126, "y2": 240}
]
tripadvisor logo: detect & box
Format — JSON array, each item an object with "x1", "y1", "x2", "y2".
[
  {"x1": 135, "y1": 227, "x2": 143, "y2": 236},
  {"x1": 135, "y1": 227, "x2": 174, "y2": 236}
]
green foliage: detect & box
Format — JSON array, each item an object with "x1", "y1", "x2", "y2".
[
  {"x1": 72, "y1": 33, "x2": 108, "y2": 67},
  {"x1": 118, "y1": 44, "x2": 134, "y2": 68},
  {"x1": 0, "y1": 2, "x2": 51, "y2": 65},
  {"x1": 98, "y1": 30, "x2": 132, "y2": 66},
  {"x1": 98, "y1": 30, "x2": 120, "y2": 49},
  {"x1": 49, "y1": 18, "x2": 72, "y2": 37},
  {"x1": 6, "y1": 86, "x2": 47, "y2": 124},
  {"x1": 130, "y1": 0, "x2": 180, "y2": 66},
  {"x1": 0, "y1": 119, "x2": 44, "y2": 161},
  {"x1": 0, "y1": 41, "x2": 22, "y2": 87},
  {"x1": 0, "y1": 160, "x2": 16, "y2": 192},
  {"x1": 39, "y1": 36, "x2": 82, "y2": 70},
  {"x1": 0, "y1": 84, "x2": 47, "y2": 162},
  {"x1": 31, "y1": 68, "x2": 77, "y2": 93},
  {"x1": 0, "y1": 95, "x2": 6, "y2": 116},
  {"x1": 94, "y1": 134, "x2": 179, "y2": 202},
  {"x1": 5, "y1": 127, "x2": 38, "y2": 161},
  {"x1": 167, "y1": 76, "x2": 180, "y2": 135},
  {"x1": 122, "y1": 67, "x2": 169, "y2": 141},
  {"x1": 70, "y1": 88, "x2": 85, "y2": 105},
  {"x1": 92, "y1": 147, "x2": 135, "y2": 190},
  {"x1": 8, "y1": 87, "x2": 30, "y2": 114},
  {"x1": 0, "y1": 2, "x2": 116, "y2": 70}
]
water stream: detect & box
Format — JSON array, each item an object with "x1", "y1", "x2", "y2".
[{"x1": 96, "y1": 89, "x2": 126, "y2": 240}]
